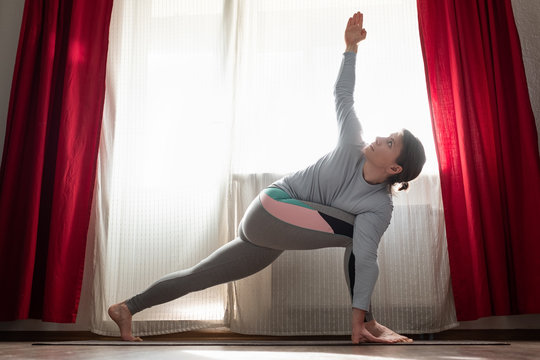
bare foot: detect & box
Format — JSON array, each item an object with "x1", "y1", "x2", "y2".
[
  {"x1": 365, "y1": 320, "x2": 413, "y2": 343},
  {"x1": 108, "y1": 303, "x2": 142, "y2": 341}
]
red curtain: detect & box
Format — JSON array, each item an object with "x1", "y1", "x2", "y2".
[
  {"x1": 0, "y1": 0, "x2": 113, "y2": 322},
  {"x1": 417, "y1": 0, "x2": 540, "y2": 321}
]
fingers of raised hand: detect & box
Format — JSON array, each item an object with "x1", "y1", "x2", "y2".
[
  {"x1": 361, "y1": 29, "x2": 367, "y2": 40},
  {"x1": 352, "y1": 11, "x2": 363, "y2": 26}
]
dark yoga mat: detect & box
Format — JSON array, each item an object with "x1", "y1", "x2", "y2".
[{"x1": 33, "y1": 340, "x2": 510, "y2": 346}]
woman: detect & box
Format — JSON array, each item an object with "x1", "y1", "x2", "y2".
[{"x1": 109, "y1": 11, "x2": 425, "y2": 344}]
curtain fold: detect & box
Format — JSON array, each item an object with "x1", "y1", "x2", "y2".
[
  {"x1": 0, "y1": 0, "x2": 113, "y2": 322},
  {"x1": 417, "y1": 0, "x2": 540, "y2": 321}
]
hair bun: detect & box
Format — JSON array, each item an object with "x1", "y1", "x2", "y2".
[{"x1": 398, "y1": 182, "x2": 409, "y2": 191}]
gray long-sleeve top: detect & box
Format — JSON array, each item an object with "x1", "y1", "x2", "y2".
[{"x1": 272, "y1": 52, "x2": 393, "y2": 312}]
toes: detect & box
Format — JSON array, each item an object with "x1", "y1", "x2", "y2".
[{"x1": 123, "y1": 335, "x2": 142, "y2": 342}]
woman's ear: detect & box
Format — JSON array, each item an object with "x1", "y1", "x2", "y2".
[{"x1": 389, "y1": 164, "x2": 403, "y2": 175}]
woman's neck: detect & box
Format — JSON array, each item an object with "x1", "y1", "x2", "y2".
[{"x1": 362, "y1": 160, "x2": 388, "y2": 185}]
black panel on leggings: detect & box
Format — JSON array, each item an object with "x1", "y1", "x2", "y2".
[
  {"x1": 318, "y1": 212, "x2": 354, "y2": 237},
  {"x1": 348, "y1": 252, "x2": 355, "y2": 297}
]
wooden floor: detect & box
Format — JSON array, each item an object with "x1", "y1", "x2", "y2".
[{"x1": 1, "y1": 341, "x2": 540, "y2": 360}]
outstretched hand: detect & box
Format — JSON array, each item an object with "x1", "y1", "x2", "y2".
[{"x1": 344, "y1": 11, "x2": 367, "y2": 52}]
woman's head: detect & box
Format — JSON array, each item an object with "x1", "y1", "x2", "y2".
[
  {"x1": 387, "y1": 129, "x2": 426, "y2": 191},
  {"x1": 363, "y1": 129, "x2": 426, "y2": 191}
]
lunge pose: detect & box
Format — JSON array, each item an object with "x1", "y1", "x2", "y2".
[{"x1": 109, "y1": 11, "x2": 426, "y2": 344}]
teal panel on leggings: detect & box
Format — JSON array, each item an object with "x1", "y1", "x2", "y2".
[{"x1": 264, "y1": 188, "x2": 313, "y2": 209}]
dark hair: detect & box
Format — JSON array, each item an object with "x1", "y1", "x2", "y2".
[{"x1": 387, "y1": 129, "x2": 426, "y2": 192}]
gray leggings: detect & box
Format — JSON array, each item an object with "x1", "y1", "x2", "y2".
[{"x1": 125, "y1": 189, "x2": 364, "y2": 318}]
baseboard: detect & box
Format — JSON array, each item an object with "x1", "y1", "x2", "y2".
[{"x1": 431, "y1": 329, "x2": 540, "y2": 341}]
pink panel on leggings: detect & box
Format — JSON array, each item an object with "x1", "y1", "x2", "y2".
[{"x1": 259, "y1": 192, "x2": 334, "y2": 234}]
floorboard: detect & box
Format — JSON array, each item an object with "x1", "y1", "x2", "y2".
[{"x1": 1, "y1": 341, "x2": 539, "y2": 360}]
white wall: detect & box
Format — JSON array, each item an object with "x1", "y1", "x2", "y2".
[
  {"x1": 512, "y1": 0, "x2": 540, "y2": 150},
  {"x1": 0, "y1": 0, "x2": 538, "y2": 332},
  {"x1": 0, "y1": 0, "x2": 24, "y2": 154}
]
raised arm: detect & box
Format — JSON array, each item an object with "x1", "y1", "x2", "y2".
[{"x1": 334, "y1": 12, "x2": 367, "y2": 146}]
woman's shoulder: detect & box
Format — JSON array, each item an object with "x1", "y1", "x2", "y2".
[
  {"x1": 330, "y1": 141, "x2": 367, "y2": 165},
  {"x1": 372, "y1": 190, "x2": 393, "y2": 212},
  {"x1": 348, "y1": 187, "x2": 393, "y2": 216},
  {"x1": 365, "y1": 190, "x2": 394, "y2": 216},
  {"x1": 335, "y1": 140, "x2": 367, "y2": 153}
]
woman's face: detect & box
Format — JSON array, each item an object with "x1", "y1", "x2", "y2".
[{"x1": 363, "y1": 131, "x2": 404, "y2": 172}]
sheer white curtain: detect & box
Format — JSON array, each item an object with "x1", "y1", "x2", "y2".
[
  {"x1": 90, "y1": 0, "x2": 233, "y2": 336},
  {"x1": 90, "y1": 0, "x2": 457, "y2": 337}
]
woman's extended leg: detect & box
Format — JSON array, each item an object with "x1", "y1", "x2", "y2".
[
  {"x1": 109, "y1": 237, "x2": 283, "y2": 341},
  {"x1": 110, "y1": 190, "x2": 355, "y2": 341}
]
